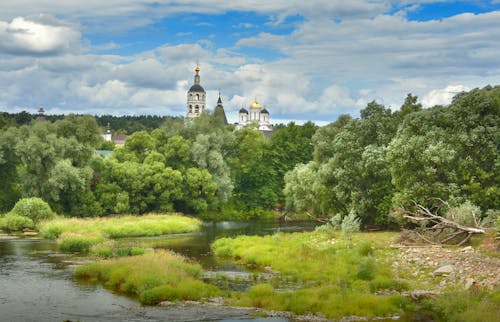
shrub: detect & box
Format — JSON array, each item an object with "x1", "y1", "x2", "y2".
[
  {"x1": 0, "y1": 213, "x2": 34, "y2": 232},
  {"x1": 9, "y1": 197, "x2": 56, "y2": 224},
  {"x1": 315, "y1": 213, "x2": 342, "y2": 232},
  {"x1": 445, "y1": 201, "x2": 481, "y2": 227},
  {"x1": 341, "y1": 210, "x2": 361, "y2": 240}
]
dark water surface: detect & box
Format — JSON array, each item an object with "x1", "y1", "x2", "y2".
[{"x1": 0, "y1": 221, "x2": 316, "y2": 322}]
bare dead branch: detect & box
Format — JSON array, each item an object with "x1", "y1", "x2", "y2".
[{"x1": 398, "y1": 201, "x2": 487, "y2": 246}]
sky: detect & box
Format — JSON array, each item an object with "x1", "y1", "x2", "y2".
[{"x1": 0, "y1": 1, "x2": 499, "y2": 125}]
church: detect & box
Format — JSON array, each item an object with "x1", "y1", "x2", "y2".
[{"x1": 186, "y1": 66, "x2": 272, "y2": 133}]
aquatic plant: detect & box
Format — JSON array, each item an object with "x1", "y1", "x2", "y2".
[{"x1": 75, "y1": 250, "x2": 220, "y2": 304}]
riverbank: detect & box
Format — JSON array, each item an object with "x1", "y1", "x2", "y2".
[
  {"x1": 4, "y1": 218, "x2": 499, "y2": 321},
  {"x1": 211, "y1": 231, "x2": 500, "y2": 321}
]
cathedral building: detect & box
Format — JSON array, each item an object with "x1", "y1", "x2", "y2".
[
  {"x1": 236, "y1": 99, "x2": 272, "y2": 132},
  {"x1": 185, "y1": 65, "x2": 272, "y2": 133}
]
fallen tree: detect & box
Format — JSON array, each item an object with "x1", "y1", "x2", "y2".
[{"x1": 397, "y1": 200, "x2": 497, "y2": 246}]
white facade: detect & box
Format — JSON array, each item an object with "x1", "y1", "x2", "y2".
[{"x1": 236, "y1": 99, "x2": 272, "y2": 132}]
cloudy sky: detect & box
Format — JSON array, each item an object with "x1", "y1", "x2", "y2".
[{"x1": 0, "y1": 1, "x2": 499, "y2": 124}]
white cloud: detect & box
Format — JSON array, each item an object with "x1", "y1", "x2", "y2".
[
  {"x1": 0, "y1": 2, "x2": 499, "y2": 122},
  {"x1": 0, "y1": 15, "x2": 80, "y2": 56},
  {"x1": 422, "y1": 84, "x2": 470, "y2": 107},
  {"x1": 232, "y1": 23, "x2": 255, "y2": 29},
  {"x1": 0, "y1": 1, "x2": 389, "y2": 32}
]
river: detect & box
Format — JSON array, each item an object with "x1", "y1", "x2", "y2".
[{"x1": 0, "y1": 221, "x2": 317, "y2": 322}]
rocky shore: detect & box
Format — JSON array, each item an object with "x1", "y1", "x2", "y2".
[{"x1": 392, "y1": 243, "x2": 500, "y2": 292}]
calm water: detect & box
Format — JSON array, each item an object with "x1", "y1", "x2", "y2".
[{"x1": 0, "y1": 221, "x2": 316, "y2": 322}]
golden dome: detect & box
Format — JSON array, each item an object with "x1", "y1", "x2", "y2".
[
  {"x1": 249, "y1": 99, "x2": 261, "y2": 109},
  {"x1": 195, "y1": 65, "x2": 200, "y2": 73}
]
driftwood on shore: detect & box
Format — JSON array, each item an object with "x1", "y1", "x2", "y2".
[{"x1": 398, "y1": 201, "x2": 495, "y2": 246}]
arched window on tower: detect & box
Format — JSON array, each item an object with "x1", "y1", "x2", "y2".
[
  {"x1": 196, "y1": 94, "x2": 199, "y2": 101},
  {"x1": 195, "y1": 105, "x2": 199, "y2": 113},
  {"x1": 189, "y1": 105, "x2": 193, "y2": 113}
]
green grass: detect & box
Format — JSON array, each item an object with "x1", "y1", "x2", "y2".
[
  {"x1": 75, "y1": 250, "x2": 220, "y2": 304},
  {"x1": 420, "y1": 289, "x2": 500, "y2": 322},
  {"x1": 39, "y1": 214, "x2": 201, "y2": 239},
  {"x1": 58, "y1": 232, "x2": 106, "y2": 252},
  {"x1": 212, "y1": 231, "x2": 411, "y2": 318},
  {"x1": 38, "y1": 213, "x2": 201, "y2": 254}
]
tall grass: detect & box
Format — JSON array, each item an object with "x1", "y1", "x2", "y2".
[
  {"x1": 421, "y1": 290, "x2": 500, "y2": 322},
  {"x1": 75, "y1": 250, "x2": 220, "y2": 304},
  {"x1": 39, "y1": 214, "x2": 201, "y2": 239},
  {"x1": 38, "y1": 214, "x2": 201, "y2": 253},
  {"x1": 212, "y1": 231, "x2": 410, "y2": 318}
]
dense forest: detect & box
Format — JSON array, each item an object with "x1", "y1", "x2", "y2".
[
  {"x1": 0, "y1": 112, "x2": 172, "y2": 134},
  {"x1": 0, "y1": 85, "x2": 498, "y2": 227}
]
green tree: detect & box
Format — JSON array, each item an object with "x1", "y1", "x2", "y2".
[
  {"x1": 265, "y1": 122, "x2": 318, "y2": 206},
  {"x1": 123, "y1": 130, "x2": 155, "y2": 163},
  {"x1": 284, "y1": 162, "x2": 320, "y2": 213},
  {"x1": 387, "y1": 86, "x2": 499, "y2": 211},
  {"x1": 191, "y1": 132, "x2": 233, "y2": 204},
  {"x1": 162, "y1": 135, "x2": 192, "y2": 169},
  {"x1": 307, "y1": 101, "x2": 398, "y2": 225},
  {"x1": 180, "y1": 167, "x2": 217, "y2": 213},
  {"x1": 0, "y1": 127, "x2": 21, "y2": 211}
]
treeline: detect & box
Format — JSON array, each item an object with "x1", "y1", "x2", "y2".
[
  {"x1": 0, "y1": 111, "x2": 317, "y2": 218},
  {"x1": 1, "y1": 86, "x2": 498, "y2": 226},
  {"x1": 285, "y1": 86, "x2": 499, "y2": 226},
  {"x1": 0, "y1": 112, "x2": 173, "y2": 134}
]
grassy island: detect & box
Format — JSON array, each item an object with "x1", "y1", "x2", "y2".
[
  {"x1": 75, "y1": 250, "x2": 220, "y2": 304},
  {"x1": 38, "y1": 214, "x2": 201, "y2": 254}
]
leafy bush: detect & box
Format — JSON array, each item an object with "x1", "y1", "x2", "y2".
[
  {"x1": 314, "y1": 213, "x2": 342, "y2": 232},
  {"x1": 445, "y1": 201, "x2": 481, "y2": 227},
  {"x1": 0, "y1": 213, "x2": 34, "y2": 232},
  {"x1": 341, "y1": 210, "x2": 361, "y2": 240},
  {"x1": 8, "y1": 197, "x2": 55, "y2": 224}
]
